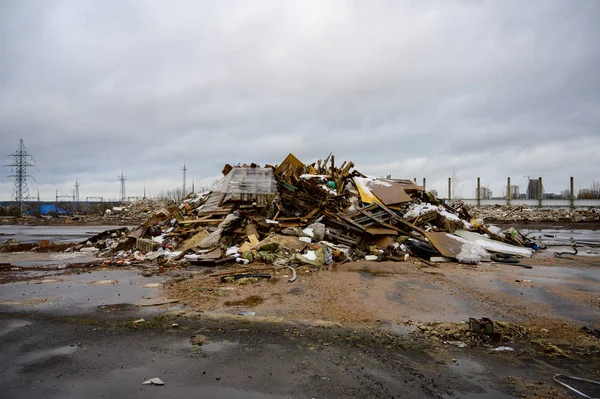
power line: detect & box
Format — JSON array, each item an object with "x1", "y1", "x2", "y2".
[
  {"x1": 118, "y1": 170, "x2": 127, "y2": 202},
  {"x1": 5, "y1": 139, "x2": 36, "y2": 216}
]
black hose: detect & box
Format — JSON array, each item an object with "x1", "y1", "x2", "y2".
[
  {"x1": 490, "y1": 253, "x2": 520, "y2": 264},
  {"x1": 554, "y1": 247, "x2": 578, "y2": 257}
]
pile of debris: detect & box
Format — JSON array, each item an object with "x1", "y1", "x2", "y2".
[
  {"x1": 101, "y1": 198, "x2": 169, "y2": 222},
  {"x1": 468, "y1": 205, "x2": 600, "y2": 223},
  {"x1": 78, "y1": 153, "x2": 536, "y2": 267}
]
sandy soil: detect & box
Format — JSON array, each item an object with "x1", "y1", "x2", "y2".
[{"x1": 164, "y1": 257, "x2": 600, "y2": 327}]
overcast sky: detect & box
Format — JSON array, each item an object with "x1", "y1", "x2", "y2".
[{"x1": 1, "y1": 0, "x2": 599, "y2": 201}]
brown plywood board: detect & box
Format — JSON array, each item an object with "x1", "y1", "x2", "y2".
[
  {"x1": 369, "y1": 181, "x2": 413, "y2": 205},
  {"x1": 424, "y1": 232, "x2": 465, "y2": 259}
]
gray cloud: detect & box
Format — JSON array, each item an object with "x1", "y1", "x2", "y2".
[{"x1": 1, "y1": 0, "x2": 599, "y2": 201}]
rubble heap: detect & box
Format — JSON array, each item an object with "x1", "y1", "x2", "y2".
[
  {"x1": 102, "y1": 198, "x2": 169, "y2": 222},
  {"x1": 467, "y1": 204, "x2": 600, "y2": 223},
  {"x1": 80, "y1": 153, "x2": 536, "y2": 267}
]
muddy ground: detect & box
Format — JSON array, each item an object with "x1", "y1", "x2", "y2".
[{"x1": 1, "y1": 229, "x2": 599, "y2": 398}]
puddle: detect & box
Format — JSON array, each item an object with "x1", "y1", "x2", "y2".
[
  {"x1": 514, "y1": 266, "x2": 600, "y2": 283},
  {"x1": 19, "y1": 344, "x2": 78, "y2": 365},
  {"x1": 447, "y1": 358, "x2": 514, "y2": 399},
  {"x1": 0, "y1": 252, "x2": 95, "y2": 268},
  {"x1": 0, "y1": 269, "x2": 167, "y2": 315},
  {"x1": 522, "y1": 229, "x2": 600, "y2": 248},
  {"x1": 490, "y1": 280, "x2": 598, "y2": 324},
  {"x1": 201, "y1": 340, "x2": 240, "y2": 353},
  {"x1": 0, "y1": 225, "x2": 133, "y2": 245}
]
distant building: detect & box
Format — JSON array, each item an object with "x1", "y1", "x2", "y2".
[
  {"x1": 475, "y1": 187, "x2": 492, "y2": 199},
  {"x1": 506, "y1": 185, "x2": 520, "y2": 199},
  {"x1": 526, "y1": 179, "x2": 543, "y2": 199},
  {"x1": 578, "y1": 188, "x2": 600, "y2": 199}
]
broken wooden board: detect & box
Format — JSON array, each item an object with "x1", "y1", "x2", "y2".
[
  {"x1": 365, "y1": 226, "x2": 399, "y2": 236},
  {"x1": 424, "y1": 231, "x2": 466, "y2": 259},
  {"x1": 174, "y1": 229, "x2": 209, "y2": 260},
  {"x1": 247, "y1": 234, "x2": 260, "y2": 246},
  {"x1": 239, "y1": 241, "x2": 253, "y2": 253},
  {"x1": 275, "y1": 153, "x2": 305, "y2": 182}
]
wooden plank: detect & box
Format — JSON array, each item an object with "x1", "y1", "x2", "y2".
[
  {"x1": 179, "y1": 218, "x2": 224, "y2": 225},
  {"x1": 174, "y1": 229, "x2": 209, "y2": 260},
  {"x1": 372, "y1": 202, "x2": 427, "y2": 236},
  {"x1": 248, "y1": 234, "x2": 260, "y2": 246},
  {"x1": 365, "y1": 227, "x2": 399, "y2": 236}
]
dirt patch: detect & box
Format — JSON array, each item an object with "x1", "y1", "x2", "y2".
[
  {"x1": 224, "y1": 295, "x2": 264, "y2": 307},
  {"x1": 414, "y1": 319, "x2": 600, "y2": 357}
]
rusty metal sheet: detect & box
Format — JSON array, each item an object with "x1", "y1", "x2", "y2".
[{"x1": 423, "y1": 232, "x2": 465, "y2": 259}]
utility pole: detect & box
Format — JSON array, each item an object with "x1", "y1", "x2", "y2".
[
  {"x1": 192, "y1": 179, "x2": 195, "y2": 194},
  {"x1": 143, "y1": 180, "x2": 146, "y2": 199},
  {"x1": 74, "y1": 177, "x2": 80, "y2": 202},
  {"x1": 5, "y1": 139, "x2": 36, "y2": 216},
  {"x1": 182, "y1": 163, "x2": 187, "y2": 196},
  {"x1": 118, "y1": 170, "x2": 126, "y2": 202}
]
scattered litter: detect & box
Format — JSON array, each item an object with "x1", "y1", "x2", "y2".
[
  {"x1": 142, "y1": 378, "x2": 164, "y2": 386},
  {"x1": 492, "y1": 346, "x2": 514, "y2": 352},
  {"x1": 445, "y1": 341, "x2": 467, "y2": 348},
  {"x1": 239, "y1": 311, "x2": 256, "y2": 316}
]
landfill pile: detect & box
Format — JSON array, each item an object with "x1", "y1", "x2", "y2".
[
  {"x1": 78, "y1": 153, "x2": 536, "y2": 267},
  {"x1": 467, "y1": 204, "x2": 600, "y2": 223}
]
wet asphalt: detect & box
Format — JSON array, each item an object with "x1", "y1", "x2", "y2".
[{"x1": 0, "y1": 310, "x2": 518, "y2": 399}]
